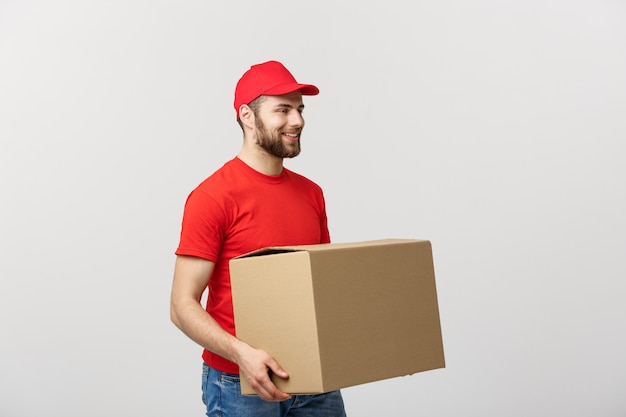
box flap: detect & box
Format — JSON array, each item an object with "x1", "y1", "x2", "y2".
[
  {"x1": 235, "y1": 239, "x2": 426, "y2": 259},
  {"x1": 234, "y1": 247, "x2": 300, "y2": 259}
]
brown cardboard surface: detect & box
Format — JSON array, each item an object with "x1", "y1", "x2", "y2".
[{"x1": 229, "y1": 239, "x2": 445, "y2": 395}]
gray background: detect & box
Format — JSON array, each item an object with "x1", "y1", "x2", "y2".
[{"x1": 1, "y1": 1, "x2": 625, "y2": 416}]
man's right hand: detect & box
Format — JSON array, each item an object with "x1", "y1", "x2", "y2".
[{"x1": 236, "y1": 344, "x2": 291, "y2": 402}]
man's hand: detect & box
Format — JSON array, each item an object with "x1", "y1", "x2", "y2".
[{"x1": 236, "y1": 345, "x2": 291, "y2": 402}]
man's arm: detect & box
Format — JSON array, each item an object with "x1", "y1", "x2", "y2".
[{"x1": 170, "y1": 255, "x2": 291, "y2": 401}]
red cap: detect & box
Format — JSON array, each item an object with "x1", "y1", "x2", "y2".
[{"x1": 234, "y1": 60, "x2": 319, "y2": 117}]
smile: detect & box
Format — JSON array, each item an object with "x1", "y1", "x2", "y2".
[{"x1": 283, "y1": 132, "x2": 299, "y2": 142}]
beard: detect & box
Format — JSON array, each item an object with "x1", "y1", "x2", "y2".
[{"x1": 254, "y1": 117, "x2": 301, "y2": 159}]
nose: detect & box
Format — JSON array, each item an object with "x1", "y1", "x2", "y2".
[{"x1": 289, "y1": 110, "x2": 304, "y2": 128}]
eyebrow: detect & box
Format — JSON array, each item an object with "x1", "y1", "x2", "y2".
[{"x1": 274, "y1": 103, "x2": 305, "y2": 110}]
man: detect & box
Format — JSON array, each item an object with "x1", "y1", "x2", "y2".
[{"x1": 170, "y1": 60, "x2": 347, "y2": 416}]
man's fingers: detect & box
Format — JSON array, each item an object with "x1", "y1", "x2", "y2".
[
  {"x1": 266, "y1": 358, "x2": 289, "y2": 380},
  {"x1": 237, "y1": 346, "x2": 291, "y2": 401},
  {"x1": 248, "y1": 372, "x2": 290, "y2": 401}
]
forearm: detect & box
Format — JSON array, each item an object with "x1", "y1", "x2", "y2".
[
  {"x1": 170, "y1": 297, "x2": 248, "y2": 364},
  {"x1": 170, "y1": 255, "x2": 289, "y2": 401}
]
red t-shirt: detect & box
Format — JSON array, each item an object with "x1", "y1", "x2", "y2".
[{"x1": 175, "y1": 157, "x2": 330, "y2": 373}]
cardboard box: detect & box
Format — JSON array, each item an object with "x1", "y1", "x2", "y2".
[{"x1": 229, "y1": 238, "x2": 445, "y2": 395}]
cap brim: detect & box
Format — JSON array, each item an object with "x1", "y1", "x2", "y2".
[{"x1": 263, "y1": 82, "x2": 319, "y2": 97}]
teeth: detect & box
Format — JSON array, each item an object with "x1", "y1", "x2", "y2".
[{"x1": 284, "y1": 133, "x2": 298, "y2": 137}]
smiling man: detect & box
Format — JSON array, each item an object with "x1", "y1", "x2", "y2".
[{"x1": 170, "y1": 61, "x2": 347, "y2": 417}]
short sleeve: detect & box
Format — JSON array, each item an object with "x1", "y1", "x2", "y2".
[{"x1": 175, "y1": 188, "x2": 227, "y2": 261}]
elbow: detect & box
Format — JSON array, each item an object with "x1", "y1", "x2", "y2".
[{"x1": 170, "y1": 300, "x2": 182, "y2": 329}]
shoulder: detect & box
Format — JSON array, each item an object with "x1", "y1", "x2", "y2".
[
  {"x1": 182, "y1": 159, "x2": 243, "y2": 215},
  {"x1": 193, "y1": 159, "x2": 241, "y2": 193}
]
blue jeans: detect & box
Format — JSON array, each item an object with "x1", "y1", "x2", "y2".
[{"x1": 201, "y1": 363, "x2": 347, "y2": 417}]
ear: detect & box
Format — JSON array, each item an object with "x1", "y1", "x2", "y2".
[{"x1": 238, "y1": 104, "x2": 255, "y2": 129}]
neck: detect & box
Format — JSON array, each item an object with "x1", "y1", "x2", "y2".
[{"x1": 237, "y1": 147, "x2": 284, "y2": 176}]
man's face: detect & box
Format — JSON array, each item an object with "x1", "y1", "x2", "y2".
[{"x1": 253, "y1": 91, "x2": 305, "y2": 159}]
